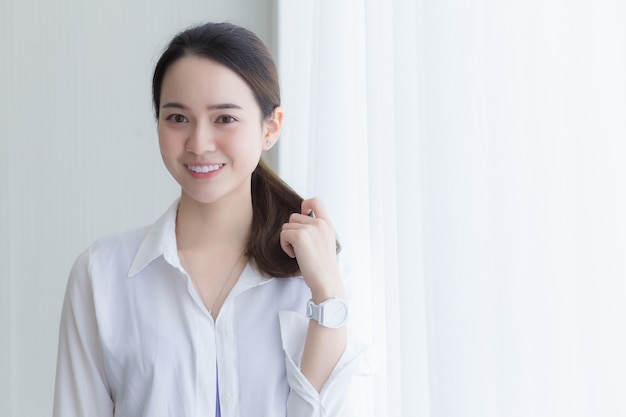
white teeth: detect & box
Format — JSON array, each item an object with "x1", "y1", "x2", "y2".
[{"x1": 187, "y1": 164, "x2": 223, "y2": 173}]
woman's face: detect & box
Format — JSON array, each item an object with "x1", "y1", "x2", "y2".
[{"x1": 157, "y1": 56, "x2": 280, "y2": 206}]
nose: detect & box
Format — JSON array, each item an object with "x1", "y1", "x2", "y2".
[{"x1": 185, "y1": 121, "x2": 216, "y2": 155}]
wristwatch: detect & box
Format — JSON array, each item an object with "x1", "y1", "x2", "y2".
[{"x1": 306, "y1": 297, "x2": 349, "y2": 328}]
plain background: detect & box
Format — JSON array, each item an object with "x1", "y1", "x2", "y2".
[
  {"x1": 0, "y1": 1, "x2": 277, "y2": 415},
  {"x1": 7, "y1": 2, "x2": 625, "y2": 417}
]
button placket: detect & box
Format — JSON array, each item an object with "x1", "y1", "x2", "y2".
[
  {"x1": 193, "y1": 312, "x2": 217, "y2": 416},
  {"x1": 217, "y1": 322, "x2": 227, "y2": 333},
  {"x1": 215, "y1": 304, "x2": 238, "y2": 414}
]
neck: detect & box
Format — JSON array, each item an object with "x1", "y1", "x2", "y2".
[{"x1": 176, "y1": 191, "x2": 253, "y2": 252}]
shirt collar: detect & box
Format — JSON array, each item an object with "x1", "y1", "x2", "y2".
[
  {"x1": 228, "y1": 262, "x2": 276, "y2": 299},
  {"x1": 127, "y1": 199, "x2": 278, "y2": 289},
  {"x1": 128, "y1": 199, "x2": 180, "y2": 277}
]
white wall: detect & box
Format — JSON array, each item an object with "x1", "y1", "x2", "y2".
[{"x1": 0, "y1": 1, "x2": 276, "y2": 415}]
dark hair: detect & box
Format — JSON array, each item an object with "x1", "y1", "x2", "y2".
[
  {"x1": 152, "y1": 22, "x2": 335, "y2": 277},
  {"x1": 152, "y1": 22, "x2": 278, "y2": 122}
]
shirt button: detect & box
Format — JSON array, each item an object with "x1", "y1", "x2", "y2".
[
  {"x1": 222, "y1": 394, "x2": 232, "y2": 405},
  {"x1": 217, "y1": 323, "x2": 226, "y2": 332}
]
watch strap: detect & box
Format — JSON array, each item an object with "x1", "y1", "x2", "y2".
[{"x1": 306, "y1": 297, "x2": 348, "y2": 328}]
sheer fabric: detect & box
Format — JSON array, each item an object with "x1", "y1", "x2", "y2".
[{"x1": 277, "y1": 1, "x2": 626, "y2": 416}]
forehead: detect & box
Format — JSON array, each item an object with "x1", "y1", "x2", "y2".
[{"x1": 160, "y1": 56, "x2": 257, "y2": 107}]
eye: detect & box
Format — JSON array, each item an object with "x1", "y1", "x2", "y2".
[
  {"x1": 165, "y1": 114, "x2": 188, "y2": 123},
  {"x1": 215, "y1": 115, "x2": 237, "y2": 124}
]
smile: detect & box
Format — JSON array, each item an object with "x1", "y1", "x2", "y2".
[{"x1": 186, "y1": 164, "x2": 224, "y2": 173}]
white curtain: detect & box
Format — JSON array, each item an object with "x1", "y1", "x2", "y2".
[{"x1": 277, "y1": 1, "x2": 626, "y2": 416}]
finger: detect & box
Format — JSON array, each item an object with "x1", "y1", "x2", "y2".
[
  {"x1": 301, "y1": 197, "x2": 333, "y2": 231},
  {"x1": 282, "y1": 222, "x2": 311, "y2": 231},
  {"x1": 279, "y1": 230, "x2": 297, "y2": 258},
  {"x1": 288, "y1": 212, "x2": 316, "y2": 225},
  {"x1": 301, "y1": 198, "x2": 322, "y2": 216},
  {"x1": 301, "y1": 197, "x2": 330, "y2": 222}
]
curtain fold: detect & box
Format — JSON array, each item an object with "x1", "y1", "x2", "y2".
[
  {"x1": 278, "y1": 1, "x2": 428, "y2": 416},
  {"x1": 278, "y1": 1, "x2": 626, "y2": 416}
]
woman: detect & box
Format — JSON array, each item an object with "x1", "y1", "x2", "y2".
[{"x1": 53, "y1": 22, "x2": 363, "y2": 416}]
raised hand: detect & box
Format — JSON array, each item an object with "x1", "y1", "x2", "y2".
[{"x1": 280, "y1": 197, "x2": 345, "y2": 301}]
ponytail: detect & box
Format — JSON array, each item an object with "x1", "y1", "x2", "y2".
[
  {"x1": 248, "y1": 159, "x2": 303, "y2": 277},
  {"x1": 248, "y1": 159, "x2": 342, "y2": 278}
]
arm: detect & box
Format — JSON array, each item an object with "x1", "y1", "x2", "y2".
[
  {"x1": 300, "y1": 276, "x2": 347, "y2": 391},
  {"x1": 53, "y1": 250, "x2": 114, "y2": 417},
  {"x1": 280, "y1": 198, "x2": 347, "y2": 391}
]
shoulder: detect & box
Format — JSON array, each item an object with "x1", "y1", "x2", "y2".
[
  {"x1": 69, "y1": 225, "x2": 151, "y2": 284},
  {"x1": 88, "y1": 225, "x2": 151, "y2": 267},
  {"x1": 62, "y1": 225, "x2": 152, "y2": 314}
]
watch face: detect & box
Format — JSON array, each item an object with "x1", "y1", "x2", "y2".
[{"x1": 323, "y1": 300, "x2": 348, "y2": 328}]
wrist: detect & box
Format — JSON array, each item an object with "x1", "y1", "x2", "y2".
[
  {"x1": 310, "y1": 283, "x2": 345, "y2": 304},
  {"x1": 306, "y1": 297, "x2": 349, "y2": 328}
]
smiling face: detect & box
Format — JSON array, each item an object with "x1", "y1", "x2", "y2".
[{"x1": 157, "y1": 55, "x2": 281, "y2": 206}]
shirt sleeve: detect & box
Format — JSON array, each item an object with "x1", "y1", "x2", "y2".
[
  {"x1": 278, "y1": 311, "x2": 376, "y2": 417},
  {"x1": 53, "y1": 249, "x2": 114, "y2": 417}
]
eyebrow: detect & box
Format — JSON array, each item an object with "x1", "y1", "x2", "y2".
[{"x1": 161, "y1": 102, "x2": 243, "y2": 111}]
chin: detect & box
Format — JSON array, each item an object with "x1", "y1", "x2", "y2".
[
  {"x1": 181, "y1": 190, "x2": 224, "y2": 205},
  {"x1": 181, "y1": 185, "x2": 249, "y2": 207}
]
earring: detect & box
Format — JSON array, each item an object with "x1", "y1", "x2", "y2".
[{"x1": 266, "y1": 141, "x2": 272, "y2": 148}]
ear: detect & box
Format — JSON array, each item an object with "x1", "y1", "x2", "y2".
[{"x1": 262, "y1": 107, "x2": 284, "y2": 150}]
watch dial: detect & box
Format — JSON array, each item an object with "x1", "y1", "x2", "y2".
[{"x1": 325, "y1": 301, "x2": 348, "y2": 326}]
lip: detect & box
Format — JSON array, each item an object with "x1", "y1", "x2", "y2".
[{"x1": 184, "y1": 163, "x2": 225, "y2": 179}]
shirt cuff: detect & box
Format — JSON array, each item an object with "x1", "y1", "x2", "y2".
[{"x1": 278, "y1": 311, "x2": 378, "y2": 414}]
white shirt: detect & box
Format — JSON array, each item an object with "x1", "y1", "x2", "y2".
[{"x1": 53, "y1": 200, "x2": 368, "y2": 417}]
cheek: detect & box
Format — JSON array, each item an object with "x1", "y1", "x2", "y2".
[
  {"x1": 223, "y1": 127, "x2": 264, "y2": 156},
  {"x1": 158, "y1": 127, "x2": 181, "y2": 158}
]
